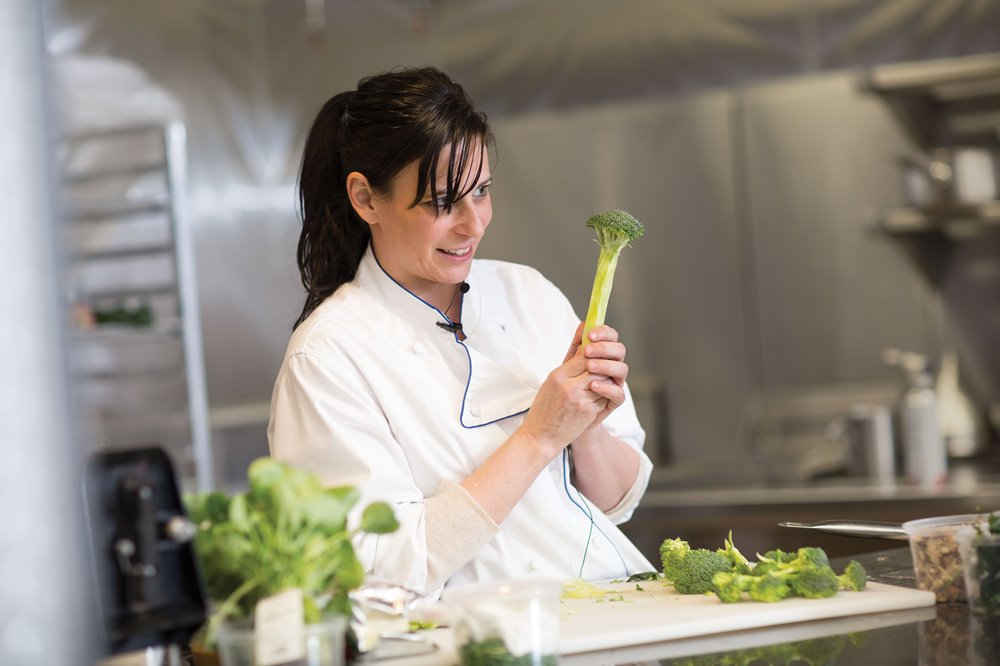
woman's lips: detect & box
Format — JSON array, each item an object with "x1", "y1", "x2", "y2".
[{"x1": 438, "y1": 246, "x2": 473, "y2": 261}]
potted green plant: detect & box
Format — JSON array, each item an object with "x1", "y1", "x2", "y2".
[{"x1": 184, "y1": 457, "x2": 398, "y2": 666}]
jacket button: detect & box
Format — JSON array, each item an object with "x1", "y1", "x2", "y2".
[
  {"x1": 412, "y1": 343, "x2": 425, "y2": 355},
  {"x1": 469, "y1": 403, "x2": 481, "y2": 417}
]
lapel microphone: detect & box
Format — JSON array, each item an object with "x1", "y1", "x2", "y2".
[{"x1": 437, "y1": 282, "x2": 470, "y2": 333}]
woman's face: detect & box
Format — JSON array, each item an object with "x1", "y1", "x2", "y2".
[{"x1": 364, "y1": 144, "x2": 493, "y2": 309}]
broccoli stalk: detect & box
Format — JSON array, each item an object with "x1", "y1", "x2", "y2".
[
  {"x1": 718, "y1": 530, "x2": 752, "y2": 575},
  {"x1": 583, "y1": 210, "x2": 644, "y2": 345}
]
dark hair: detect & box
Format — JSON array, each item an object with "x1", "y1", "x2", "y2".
[{"x1": 294, "y1": 66, "x2": 493, "y2": 328}]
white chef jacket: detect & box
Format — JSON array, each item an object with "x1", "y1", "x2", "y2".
[{"x1": 268, "y1": 245, "x2": 655, "y2": 594}]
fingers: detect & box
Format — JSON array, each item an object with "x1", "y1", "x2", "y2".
[
  {"x1": 563, "y1": 322, "x2": 585, "y2": 363},
  {"x1": 585, "y1": 324, "x2": 619, "y2": 345},
  {"x1": 585, "y1": 358, "x2": 628, "y2": 386}
]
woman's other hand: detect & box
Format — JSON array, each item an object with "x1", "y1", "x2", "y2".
[{"x1": 519, "y1": 323, "x2": 629, "y2": 457}]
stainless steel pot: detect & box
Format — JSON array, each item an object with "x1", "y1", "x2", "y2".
[{"x1": 899, "y1": 146, "x2": 1000, "y2": 207}]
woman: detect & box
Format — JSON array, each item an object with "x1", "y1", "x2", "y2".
[{"x1": 268, "y1": 66, "x2": 654, "y2": 594}]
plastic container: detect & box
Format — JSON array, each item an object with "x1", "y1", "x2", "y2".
[
  {"x1": 443, "y1": 579, "x2": 561, "y2": 666},
  {"x1": 215, "y1": 615, "x2": 347, "y2": 666},
  {"x1": 903, "y1": 514, "x2": 989, "y2": 603},
  {"x1": 958, "y1": 527, "x2": 1000, "y2": 616}
]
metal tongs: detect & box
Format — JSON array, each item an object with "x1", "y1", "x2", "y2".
[{"x1": 778, "y1": 519, "x2": 908, "y2": 540}]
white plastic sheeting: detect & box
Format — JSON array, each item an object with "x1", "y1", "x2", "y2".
[{"x1": 40, "y1": 0, "x2": 1000, "y2": 476}]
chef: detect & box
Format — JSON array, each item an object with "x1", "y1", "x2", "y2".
[{"x1": 268, "y1": 66, "x2": 655, "y2": 595}]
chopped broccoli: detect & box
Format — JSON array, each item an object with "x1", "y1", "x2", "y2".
[
  {"x1": 717, "y1": 530, "x2": 752, "y2": 575},
  {"x1": 755, "y1": 548, "x2": 839, "y2": 599},
  {"x1": 748, "y1": 574, "x2": 792, "y2": 603},
  {"x1": 582, "y1": 210, "x2": 644, "y2": 345},
  {"x1": 710, "y1": 545, "x2": 843, "y2": 602},
  {"x1": 794, "y1": 547, "x2": 831, "y2": 570},
  {"x1": 785, "y1": 566, "x2": 840, "y2": 599},
  {"x1": 672, "y1": 549, "x2": 734, "y2": 595},
  {"x1": 659, "y1": 537, "x2": 690, "y2": 581},
  {"x1": 838, "y1": 560, "x2": 868, "y2": 591},
  {"x1": 711, "y1": 570, "x2": 792, "y2": 603},
  {"x1": 710, "y1": 571, "x2": 745, "y2": 603}
]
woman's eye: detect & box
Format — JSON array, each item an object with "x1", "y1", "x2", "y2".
[{"x1": 472, "y1": 183, "x2": 490, "y2": 198}]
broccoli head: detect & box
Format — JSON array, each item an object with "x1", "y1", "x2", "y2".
[
  {"x1": 672, "y1": 549, "x2": 734, "y2": 595},
  {"x1": 838, "y1": 560, "x2": 868, "y2": 592},
  {"x1": 659, "y1": 537, "x2": 690, "y2": 581},
  {"x1": 583, "y1": 210, "x2": 645, "y2": 343}
]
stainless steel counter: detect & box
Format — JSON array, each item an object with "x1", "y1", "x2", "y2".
[{"x1": 622, "y1": 460, "x2": 1000, "y2": 562}]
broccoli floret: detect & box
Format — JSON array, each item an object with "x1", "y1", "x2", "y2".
[
  {"x1": 717, "y1": 530, "x2": 752, "y2": 575},
  {"x1": 753, "y1": 549, "x2": 796, "y2": 576},
  {"x1": 672, "y1": 549, "x2": 734, "y2": 595},
  {"x1": 583, "y1": 210, "x2": 644, "y2": 344},
  {"x1": 659, "y1": 537, "x2": 690, "y2": 581},
  {"x1": 794, "y1": 547, "x2": 831, "y2": 570},
  {"x1": 748, "y1": 574, "x2": 792, "y2": 603},
  {"x1": 838, "y1": 560, "x2": 868, "y2": 591},
  {"x1": 759, "y1": 548, "x2": 796, "y2": 564},
  {"x1": 712, "y1": 570, "x2": 792, "y2": 603},
  {"x1": 786, "y1": 566, "x2": 840, "y2": 599},
  {"x1": 711, "y1": 571, "x2": 746, "y2": 603},
  {"x1": 756, "y1": 547, "x2": 838, "y2": 599}
]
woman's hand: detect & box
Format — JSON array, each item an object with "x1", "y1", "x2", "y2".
[{"x1": 518, "y1": 323, "x2": 629, "y2": 458}]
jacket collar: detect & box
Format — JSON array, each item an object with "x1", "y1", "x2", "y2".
[{"x1": 357, "y1": 244, "x2": 482, "y2": 338}]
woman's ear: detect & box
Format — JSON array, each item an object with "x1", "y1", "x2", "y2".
[{"x1": 346, "y1": 171, "x2": 379, "y2": 226}]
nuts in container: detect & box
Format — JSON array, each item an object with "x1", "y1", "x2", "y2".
[{"x1": 903, "y1": 514, "x2": 990, "y2": 603}]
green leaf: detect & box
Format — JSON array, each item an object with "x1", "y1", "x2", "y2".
[
  {"x1": 228, "y1": 493, "x2": 250, "y2": 530},
  {"x1": 360, "y1": 502, "x2": 399, "y2": 534},
  {"x1": 247, "y1": 458, "x2": 287, "y2": 494},
  {"x1": 299, "y1": 494, "x2": 350, "y2": 533},
  {"x1": 326, "y1": 485, "x2": 360, "y2": 511},
  {"x1": 334, "y1": 544, "x2": 365, "y2": 590}
]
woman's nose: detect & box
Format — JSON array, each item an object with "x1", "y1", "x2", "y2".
[{"x1": 452, "y1": 199, "x2": 489, "y2": 236}]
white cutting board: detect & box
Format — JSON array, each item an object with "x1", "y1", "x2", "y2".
[{"x1": 559, "y1": 580, "x2": 935, "y2": 654}]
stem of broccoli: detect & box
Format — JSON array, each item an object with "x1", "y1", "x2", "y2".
[{"x1": 583, "y1": 244, "x2": 622, "y2": 343}]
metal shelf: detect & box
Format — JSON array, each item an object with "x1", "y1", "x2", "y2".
[
  {"x1": 63, "y1": 160, "x2": 168, "y2": 184},
  {"x1": 78, "y1": 283, "x2": 177, "y2": 301},
  {"x1": 878, "y1": 200, "x2": 1000, "y2": 238},
  {"x1": 68, "y1": 198, "x2": 169, "y2": 220},
  {"x1": 860, "y1": 53, "x2": 1000, "y2": 148},
  {"x1": 63, "y1": 121, "x2": 213, "y2": 490},
  {"x1": 73, "y1": 322, "x2": 183, "y2": 342},
  {"x1": 71, "y1": 243, "x2": 174, "y2": 261}
]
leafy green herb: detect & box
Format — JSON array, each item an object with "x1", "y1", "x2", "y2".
[
  {"x1": 635, "y1": 584, "x2": 645, "y2": 592},
  {"x1": 967, "y1": 510, "x2": 1000, "y2": 614},
  {"x1": 626, "y1": 571, "x2": 661, "y2": 582},
  {"x1": 185, "y1": 458, "x2": 398, "y2": 643},
  {"x1": 459, "y1": 638, "x2": 557, "y2": 666}
]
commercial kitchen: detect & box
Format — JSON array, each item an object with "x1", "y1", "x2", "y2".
[{"x1": 5, "y1": 2, "x2": 1000, "y2": 665}]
